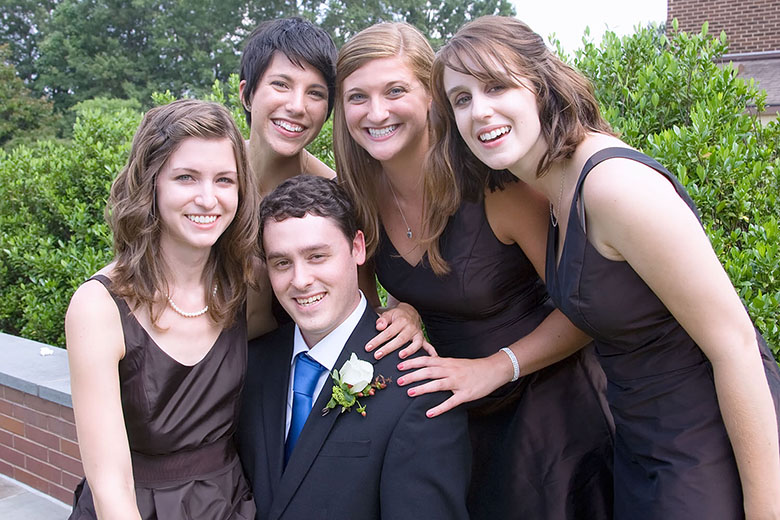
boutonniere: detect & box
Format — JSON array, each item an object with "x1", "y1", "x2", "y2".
[{"x1": 322, "y1": 353, "x2": 391, "y2": 417}]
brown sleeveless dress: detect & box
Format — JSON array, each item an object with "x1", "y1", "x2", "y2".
[
  {"x1": 375, "y1": 198, "x2": 615, "y2": 519},
  {"x1": 546, "y1": 147, "x2": 780, "y2": 519},
  {"x1": 69, "y1": 274, "x2": 255, "y2": 519}
]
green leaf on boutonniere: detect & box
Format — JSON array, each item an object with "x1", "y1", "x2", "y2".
[{"x1": 322, "y1": 353, "x2": 392, "y2": 417}]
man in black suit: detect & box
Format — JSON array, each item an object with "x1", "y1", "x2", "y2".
[{"x1": 236, "y1": 175, "x2": 470, "y2": 520}]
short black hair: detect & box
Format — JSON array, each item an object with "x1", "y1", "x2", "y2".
[
  {"x1": 259, "y1": 175, "x2": 358, "y2": 258},
  {"x1": 240, "y1": 18, "x2": 338, "y2": 126}
]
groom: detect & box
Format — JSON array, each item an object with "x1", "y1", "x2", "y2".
[{"x1": 236, "y1": 175, "x2": 470, "y2": 520}]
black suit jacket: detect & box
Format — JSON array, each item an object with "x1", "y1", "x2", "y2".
[{"x1": 236, "y1": 306, "x2": 471, "y2": 520}]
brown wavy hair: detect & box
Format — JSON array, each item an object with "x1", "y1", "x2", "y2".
[
  {"x1": 334, "y1": 22, "x2": 459, "y2": 275},
  {"x1": 429, "y1": 16, "x2": 614, "y2": 199},
  {"x1": 107, "y1": 99, "x2": 259, "y2": 328}
]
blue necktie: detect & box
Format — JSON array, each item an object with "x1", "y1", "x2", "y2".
[{"x1": 285, "y1": 352, "x2": 325, "y2": 464}]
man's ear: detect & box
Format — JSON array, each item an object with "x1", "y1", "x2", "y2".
[{"x1": 351, "y1": 230, "x2": 366, "y2": 266}]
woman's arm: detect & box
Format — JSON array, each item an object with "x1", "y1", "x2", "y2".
[
  {"x1": 397, "y1": 181, "x2": 591, "y2": 416},
  {"x1": 357, "y1": 261, "x2": 435, "y2": 359},
  {"x1": 65, "y1": 280, "x2": 142, "y2": 520},
  {"x1": 583, "y1": 157, "x2": 780, "y2": 516}
]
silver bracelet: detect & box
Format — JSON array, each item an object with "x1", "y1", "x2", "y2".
[{"x1": 500, "y1": 347, "x2": 520, "y2": 382}]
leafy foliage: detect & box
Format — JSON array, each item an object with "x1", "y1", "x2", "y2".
[
  {"x1": 0, "y1": 0, "x2": 57, "y2": 88},
  {"x1": 302, "y1": 0, "x2": 515, "y2": 48},
  {"x1": 0, "y1": 105, "x2": 139, "y2": 346},
  {"x1": 571, "y1": 22, "x2": 780, "y2": 353},
  {"x1": 35, "y1": 0, "x2": 263, "y2": 112},
  {"x1": 1, "y1": 21, "x2": 778, "y2": 360},
  {"x1": 0, "y1": 44, "x2": 60, "y2": 149}
]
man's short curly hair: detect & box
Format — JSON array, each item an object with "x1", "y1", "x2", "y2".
[{"x1": 258, "y1": 175, "x2": 358, "y2": 258}]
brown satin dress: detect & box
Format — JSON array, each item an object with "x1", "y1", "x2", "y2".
[
  {"x1": 375, "y1": 198, "x2": 615, "y2": 520},
  {"x1": 69, "y1": 274, "x2": 255, "y2": 520},
  {"x1": 546, "y1": 147, "x2": 780, "y2": 519}
]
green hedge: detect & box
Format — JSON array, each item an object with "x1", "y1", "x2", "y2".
[
  {"x1": 1, "y1": 23, "x2": 778, "y2": 356},
  {"x1": 571, "y1": 21, "x2": 780, "y2": 353}
]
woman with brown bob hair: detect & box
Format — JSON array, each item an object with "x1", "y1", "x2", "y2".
[
  {"x1": 66, "y1": 99, "x2": 257, "y2": 519},
  {"x1": 401, "y1": 15, "x2": 780, "y2": 518},
  {"x1": 335, "y1": 22, "x2": 614, "y2": 519}
]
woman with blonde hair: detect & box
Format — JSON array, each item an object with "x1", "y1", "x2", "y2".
[
  {"x1": 67, "y1": 100, "x2": 257, "y2": 519},
  {"x1": 335, "y1": 22, "x2": 614, "y2": 518},
  {"x1": 403, "y1": 15, "x2": 780, "y2": 518}
]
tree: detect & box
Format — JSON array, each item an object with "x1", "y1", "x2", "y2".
[
  {"x1": 0, "y1": 44, "x2": 59, "y2": 149},
  {"x1": 35, "y1": 0, "x2": 270, "y2": 111},
  {"x1": 305, "y1": 0, "x2": 516, "y2": 47},
  {"x1": 0, "y1": 0, "x2": 58, "y2": 88}
]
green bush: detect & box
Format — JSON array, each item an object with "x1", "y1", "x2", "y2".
[
  {"x1": 0, "y1": 106, "x2": 140, "y2": 346},
  {"x1": 571, "y1": 21, "x2": 780, "y2": 353},
  {"x1": 1, "y1": 24, "x2": 778, "y2": 358}
]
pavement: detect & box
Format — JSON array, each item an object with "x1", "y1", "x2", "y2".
[{"x1": 0, "y1": 474, "x2": 70, "y2": 520}]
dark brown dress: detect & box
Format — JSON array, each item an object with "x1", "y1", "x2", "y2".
[
  {"x1": 69, "y1": 274, "x2": 255, "y2": 520},
  {"x1": 375, "y1": 198, "x2": 615, "y2": 520},
  {"x1": 546, "y1": 147, "x2": 780, "y2": 519}
]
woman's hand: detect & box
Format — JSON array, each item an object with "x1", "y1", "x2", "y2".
[
  {"x1": 395, "y1": 351, "x2": 514, "y2": 417},
  {"x1": 365, "y1": 302, "x2": 437, "y2": 359}
]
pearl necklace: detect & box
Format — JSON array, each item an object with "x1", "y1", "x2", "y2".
[
  {"x1": 387, "y1": 180, "x2": 413, "y2": 239},
  {"x1": 167, "y1": 285, "x2": 217, "y2": 318}
]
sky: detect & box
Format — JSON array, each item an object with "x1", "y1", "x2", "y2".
[{"x1": 510, "y1": 0, "x2": 668, "y2": 54}]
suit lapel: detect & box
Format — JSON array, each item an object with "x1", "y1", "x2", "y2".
[
  {"x1": 261, "y1": 326, "x2": 296, "y2": 493},
  {"x1": 268, "y1": 307, "x2": 379, "y2": 519}
]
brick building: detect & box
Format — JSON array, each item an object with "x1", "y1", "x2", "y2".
[{"x1": 667, "y1": 0, "x2": 780, "y2": 121}]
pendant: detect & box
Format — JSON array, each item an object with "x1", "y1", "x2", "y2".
[{"x1": 406, "y1": 229, "x2": 413, "y2": 239}]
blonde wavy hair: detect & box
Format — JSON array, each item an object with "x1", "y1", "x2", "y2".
[{"x1": 334, "y1": 22, "x2": 459, "y2": 275}]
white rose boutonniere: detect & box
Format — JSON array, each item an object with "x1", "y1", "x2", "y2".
[{"x1": 322, "y1": 353, "x2": 391, "y2": 417}]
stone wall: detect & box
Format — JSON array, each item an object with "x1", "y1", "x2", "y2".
[{"x1": 0, "y1": 333, "x2": 82, "y2": 505}]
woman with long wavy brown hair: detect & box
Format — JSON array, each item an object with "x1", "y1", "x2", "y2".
[
  {"x1": 335, "y1": 22, "x2": 614, "y2": 519},
  {"x1": 403, "y1": 15, "x2": 780, "y2": 518},
  {"x1": 66, "y1": 100, "x2": 257, "y2": 519}
]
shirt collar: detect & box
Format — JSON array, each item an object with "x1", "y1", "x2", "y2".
[{"x1": 291, "y1": 292, "x2": 368, "y2": 372}]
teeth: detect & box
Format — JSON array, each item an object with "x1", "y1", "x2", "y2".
[
  {"x1": 479, "y1": 126, "x2": 511, "y2": 142},
  {"x1": 273, "y1": 120, "x2": 304, "y2": 133},
  {"x1": 368, "y1": 125, "x2": 397, "y2": 138},
  {"x1": 296, "y1": 294, "x2": 324, "y2": 306},
  {"x1": 188, "y1": 215, "x2": 217, "y2": 224}
]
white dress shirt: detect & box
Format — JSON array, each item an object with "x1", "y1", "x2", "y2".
[{"x1": 285, "y1": 292, "x2": 368, "y2": 438}]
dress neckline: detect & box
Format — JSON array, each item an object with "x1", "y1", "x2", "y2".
[{"x1": 92, "y1": 274, "x2": 225, "y2": 368}]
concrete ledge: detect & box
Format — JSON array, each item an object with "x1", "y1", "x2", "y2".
[{"x1": 0, "y1": 333, "x2": 71, "y2": 407}]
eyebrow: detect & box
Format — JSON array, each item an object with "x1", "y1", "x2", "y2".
[
  {"x1": 345, "y1": 80, "x2": 414, "y2": 94},
  {"x1": 268, "y1": 73, "x2": 327, "y2": 91},
  {"x1": 266, "y1": 243, "x2": 332, "y2": 260},
  {"x1": 169, "y1": 167, "x2": 238, "y2": 176},
  {"x1": 446, "y1": 86, "x2": 464, "y2": 98}
]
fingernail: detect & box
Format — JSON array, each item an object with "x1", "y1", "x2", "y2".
[
  {"x1": 426, "y1": 410, "x2": 434, "y2": 418},
  {"x1": 407, "y1": 388, "x2": 415, "y2": 396},
  {"x1": 397, "y1": 377, "x2": 405, "y2": 385},
  {"x1": 397, "y1": 363, "x2": 405, "y2": 371},
  {"x1": 399, "y1": 351, "x2": 407, "y2": 359},
  {"x1": 374, "y1": 350, "x2": 383, "y2": 359},
  {"x1": 365, "y1": 343, "x2": 373, "y2": 351}
]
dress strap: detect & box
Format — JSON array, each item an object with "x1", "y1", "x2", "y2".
[
  {"x1": 572, "y1": 147, "x2": 700, "y2": 230},
  {"x1": 88, "y1": 274, "x2": 139, "y2": 339}
]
